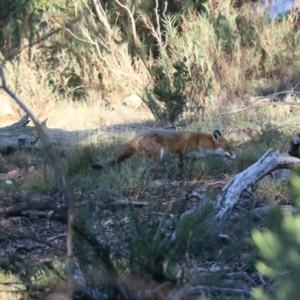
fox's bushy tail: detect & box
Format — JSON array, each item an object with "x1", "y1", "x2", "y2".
[{"x1": 91, "y1": 143, "x2": 136, "y2": 169}]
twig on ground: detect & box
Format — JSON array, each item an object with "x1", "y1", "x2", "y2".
[
  {"x1": 116, "y1": 199, "x2": 148, "y2": 206},
  {"x1": 46, "y1": 233, "x2": 67, "y2": 241},
  {"x1": 257, "y1": 272, "x2": 266, "y2": 286},
  {"x1": 3, "y1": 232, "x2": 65, "y2": 253}
]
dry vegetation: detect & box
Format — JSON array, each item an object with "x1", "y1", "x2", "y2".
[{"x1": 1, "y1": 0, "x2": 300, "y2": 299}]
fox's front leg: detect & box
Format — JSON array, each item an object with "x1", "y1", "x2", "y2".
[
  {"x1": 136, "y1": 148, "x2": 145, "y2": 162},
  {"x1": 152, "y1": 147, "x2": 163, "y2": 166}
]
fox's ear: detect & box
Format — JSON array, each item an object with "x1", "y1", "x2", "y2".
[{"x1": 212, "y1": 130, "x2": 223, "y2": 142}]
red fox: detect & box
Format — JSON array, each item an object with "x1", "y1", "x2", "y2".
[{"x1": 92, "y1": 130, "x2": 236, "y2": 169}]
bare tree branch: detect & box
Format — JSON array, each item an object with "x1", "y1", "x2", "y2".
[
  {"x1": 115, "y1": 0, "x2": 138, "y2": 46},
  {"x1": 92, "y1": 0, "x2": 144, "y2": 85}
]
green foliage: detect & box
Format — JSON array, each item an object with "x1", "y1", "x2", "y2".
[
  {"x1": 214, "y1": 13, "x2": 239, "y2": 53},
  {"x1": 100, "y1": 199, "x2": 215, "y2": 285},
  {"x1": 236, "y1": 10, "x2": 259, "y2": 48},
  {"x1": 0, "y1": 0, "x2": 87, "y2": 99},
  {"x1": 31, "y1": 260, "x2": 65, "y2": 286},
  {"x1": 144, "y1": 58, "x2": 191, "y2": 124},
  {"x1": 0, "y1": 0, "x2": 74, "y2": 51},
  {"x1": 251, "y1": 169, "x2": 300, "y2": 300},
  {"x1": 0, "y1": 0, "x2": 30, "y2": 49},
  {"x1": 101, "y1": 0, "x2": 208, "y2": 57}
]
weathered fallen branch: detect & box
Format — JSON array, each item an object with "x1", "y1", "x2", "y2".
[
  {"x1": 168, "y1": 285, "x2": 251, "y2": 299},
  {"x1": 116, "y1": 199, "x2": 148, "y2": 206},
  {"x1": 216, "y1": 150, "x2": 300, "y2": 219},
  {"x1": 221, "y1": 101, "x2": 300, "y2": 115}
]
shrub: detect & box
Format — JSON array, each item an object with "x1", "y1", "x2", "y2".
[{"x1": 144, "y1": 58, "x2": 191, "y2": 124}]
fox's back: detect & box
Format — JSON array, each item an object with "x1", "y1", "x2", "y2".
[
  {"x1": 140, "y1": 131, "x2": 203, "y2": 151},
  {"x1": 140, "y1": 130, "x2": 234, "y2": 155}
]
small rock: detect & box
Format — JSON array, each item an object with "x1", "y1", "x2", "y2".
[
  {"x1": 152, "y1": 179, "x2": 166, "y2": 187},
  {"x1": 122, "y1": 94, "x2": 143, "y2": 108}
]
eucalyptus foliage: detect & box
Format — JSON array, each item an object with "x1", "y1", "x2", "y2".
[{"x1": 252, "y1": 169, "x2": 300, "y2": 300}]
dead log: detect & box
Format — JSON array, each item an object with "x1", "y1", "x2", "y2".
[
  {"x1": 0, "y1": 114, "x2": 102, "y2": 154},
  {"x1": 215, "y1": 150, "x2": 300, "y2": 219}
]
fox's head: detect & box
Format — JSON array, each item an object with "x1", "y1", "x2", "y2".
[{"x1": 212, "y1": 130, "x2": 236, "y2": 159}]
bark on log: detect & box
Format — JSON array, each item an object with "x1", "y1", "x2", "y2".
[{"x1": 215, "y1": 150, "x2": 300, "y2": 219}]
